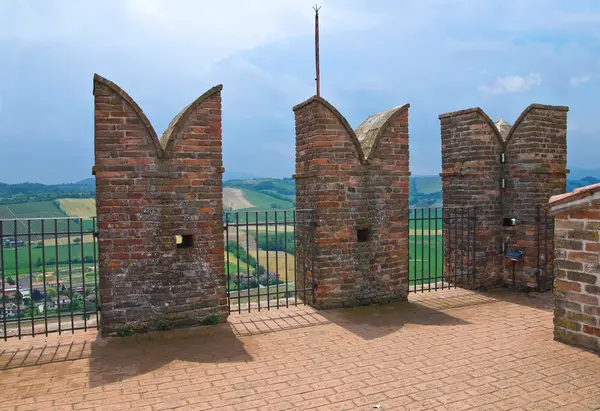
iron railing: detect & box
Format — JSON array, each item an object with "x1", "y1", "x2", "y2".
[
  {"x1": 224, "y1": 209, "x2": 315, "y2": 313},
  {"x1": 0, "y1": 217, "x2": 99, "y2": 340},
  {"x1": 409, "y1": 207, "x2": 476, "y2": 292}
]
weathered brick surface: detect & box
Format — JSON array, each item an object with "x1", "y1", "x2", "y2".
[
  {"x1": 293, "y1": 96, "x2": 410, "y2": 308},
  {"x1": 439, "y1": 108, "x2": 504, "y2": 288},
  {"x1": 548, "y1": 187, "x2": 600, "y2": 354},
  {"x1": 93, "y1": 74, "x2": 226, "y2": 336},
  {"x1": 503, "y1": 105, "x2": 568, "y2": 289},
  {"x1": 439, "y1": 104, "x2": 568, "y2": 290}
]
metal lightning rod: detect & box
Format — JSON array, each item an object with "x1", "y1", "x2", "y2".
[{"x1": 313, "y1": 4, "x2": 321, "y2": 97}]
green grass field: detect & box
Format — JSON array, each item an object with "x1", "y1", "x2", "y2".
[
  {"x1": 0, "y1": 202, "x2": 66, "y2": 219},
  {"x1": 409, "y1": 234, "x2": 444, "y2": 286},
  {"x1": 1, "y1": 242, "x2": 98, "y2": 277},
  {"x1": 239, "y1": 189, "x2": 294, "y2": 210}
]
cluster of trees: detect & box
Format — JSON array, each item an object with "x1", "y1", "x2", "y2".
[
  {"x1": 34, "y1": 254, "x2": 94, "y2": 268},
  {"x1": 256, "y1": 232, "x2": 295, "y2": 255},
  {"x1": 228, "y1": 273, "x2": 283, "y2": 292},
  {"x1": 225, "y1": 241, "x2": 265, "y2": 275}
]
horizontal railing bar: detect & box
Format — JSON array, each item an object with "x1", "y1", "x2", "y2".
[
  {"x1": 1, "y1": 324, "x2": 99, "y2": 338},
  {"x1": 0, "y1": 217, "x2": 97, "y2": 222},
  {"x1": 1, "y1": 311, "x2": 99, "y2": 324}
]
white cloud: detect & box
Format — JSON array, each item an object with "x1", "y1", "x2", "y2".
[
  {"x1": 0, "y1": 0, "x2": 381, "y2": 70},
  {"x1": 478, "y1": 73, "x2": 542, "y2": 95},
  {"x1": 570, "y1": 75, "x2": 590, "y2": 86}
]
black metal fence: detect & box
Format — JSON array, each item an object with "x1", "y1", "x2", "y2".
[
  {"x1": 537, "y1": 207, "x2": 555, "y2": 292},
  {"x1": 0, "y1": 217, "x2": 99, "y2": 340},
  {"x1": 224, "y1": 209, "x2": 315, "y2": 313},
  {"x1": 409, "y1": 207, "x2": 476, "y2": 292}
]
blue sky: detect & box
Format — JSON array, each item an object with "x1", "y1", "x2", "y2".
[{"x1": 1, "y1": 0, "x2": 600, "y2": 184}]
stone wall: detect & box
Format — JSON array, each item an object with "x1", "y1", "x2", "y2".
[
  {"x1": 293, "y1": 96, "x2": 410, "y2": 308},
  {"x1": 547, "y1": 184, "x2": 600, "y2": 354},
  {"x1": 439, "y1": 104, "x2": 568, "y2": 290},
  {"x1": 93, "y1": 74, "x2": 227, "y2": 336}
]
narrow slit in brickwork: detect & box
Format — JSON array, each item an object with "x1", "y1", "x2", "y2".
[
  {"x1": 503, "y1": 217, "x2": 517, "y2": 227},
  {"x1": 176, "y1": 235, "x2": 194, "y2": 249},
  {"x1": 357, "y1": 227, "x2": 372, "y2": 243}
]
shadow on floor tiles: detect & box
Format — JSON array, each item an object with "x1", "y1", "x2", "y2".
[
  {"x1": 86, "y1": 322, "x2": 251, "y2": 387},
  {"x1": 477, "y1": 289, "x2": 554, "y2": 312},
  {"x1": 318, "y1": 298, "x2": 473, "y2": 340},
  {"x1": 0, "y1": 323, "x2": 252, "y2": 388}
]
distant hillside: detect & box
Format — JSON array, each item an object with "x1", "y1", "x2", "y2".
[
  {"x1": 0, "y1": 180, "x2": 95, "y2": 205},
  {"x1": 223, "y1": 171, "x2": 259, "y2": 181},
  {"x1": 566, "y1": 176, "x2": 600, "y2": 192},
  {"x1": 223, "y1": 178, "x2": 296, "y2": 210},
  {"x1": 3, "y1": 173, "x2": 598, "y2": 213},
  {"x1": 566, "y1": 167, "x2": 600, "y2": 181}
]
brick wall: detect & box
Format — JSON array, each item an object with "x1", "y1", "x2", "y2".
[
  {"x1": 548, "y1": 185, "x2": 600, "y2": 354},
  {"x1": 439, "y1": 104, "x2": 568, "y2": 290},
  {"x1": 439, "y1": 108, "x2": 504, "y2": 287},
  {"x1": 293, "y1": 96, "x2": 410, "y2": 308},
  {"x1": 503, "y1": 105, "x2": 568, "y2": 289},
  {"x1": 93, "y1": 74, "x2": 226, "y2": 336}
]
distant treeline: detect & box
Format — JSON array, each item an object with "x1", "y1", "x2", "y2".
[{"x1": 0, "y1": 181, "x2": 95, "y2": 205}]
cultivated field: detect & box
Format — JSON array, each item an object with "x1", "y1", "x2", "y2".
[{"x1": 57, "y1": 198, "x2": 96, "y2": 217}]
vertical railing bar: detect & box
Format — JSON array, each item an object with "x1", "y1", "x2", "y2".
[
  {"x1": 235, "y1": 212, "x2": 241, "y2": 314},
  {"x1": 434, "y1": 208, "x2": 439, "y2": 291},
  {"x1": 28, "y1": 220, "x2": 34, "y2": 337},
  {"x1": 80, "y1": 219, "x2": 87, "y2": 331},
  {"x1": 0, "y1": 221, "x2": 7, "y2": 341},
  {"x1": 472, "y1": 208, "x2": 476, "y2": 288},
  {"x1": 544, "y1": 210, "x2": 549, "y2": 292},
  {"x1": 92, "y1": 218, "x2": 99, "y2": 329},
  {"x1": 536, "y1": 206, "x2": 541, "y2": 292},
  {"x1": 454, "y1": 208, "x2": 458, "y2": 289},
  {"x1": 551, "y1": 214, "x2": 555, "y2": 291},
  {"x1": 275, "y1": 211, "x2": 280, "y2": 309},
  {"x1": 55, "y1": 220, "x2": 61, "y2": 335},
  {"x1": 428, "y1": 208, "x2": 431, "y2": 292},
  {"x1": 461, "y1": 208, "x2": 465, "y2": 285},
  {"x1": 441, "y1": 208, "x2": 445, "y2": 290},
  {"x1": 14, "y1": 220, "x2": 21, "y2": 339},
  {"x1": 265, "y1": 211, "x2": 270, "y2": 311},
  {"x1": 293, "y1": 210, "x2": 298, "y2": 307},
  {"x1": 284, "y1": 211, "x2": 289, "y2": 308},
  {"x1": 413, "y1": 210, "x2": 417, "y2": 293},
  {"x1": 67, "y1": 219, "x2": 74, "y2": 333},
  {"x1": 255, "y1": 212, "x2": 260, "y2": 312},
  {"x1": 225, "y1": 213, "x2": 231, "y2": 313},
  {"x1": 420, "y1": 209, "x2": 424, "y2": 293},
  {"x1": 42, "y1": 220, "x2": 48, "y2": 337},
  {"x1": 466, "y1": 208, "x2": 471, "y2": 289},
  {"x1": 246, "y1": 212, "x2": 250, "y2": 313}
]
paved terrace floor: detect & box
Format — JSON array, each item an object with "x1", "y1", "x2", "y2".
[{"x1": 0, "y1": 288, "x2": 599, "y2": 411}]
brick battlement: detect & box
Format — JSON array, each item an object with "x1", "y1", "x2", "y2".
[
  {"x1": 93, "y1": 74, "x2": 226, "y2": 336},
  {"x1": 440, "y1": 104, "x2": 568, "y2": 289},
  {"x1": 294, "y1": 95, "x2": 410, "y2": 308}
]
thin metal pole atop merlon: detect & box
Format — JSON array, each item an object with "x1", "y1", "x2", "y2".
[{"x1": 314, "y1": 4, "x2": 321, "y2": 97}]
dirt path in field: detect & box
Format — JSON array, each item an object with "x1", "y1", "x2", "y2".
[{"x1": 223, "y1": 188, "x2": 254, "y2": 210}]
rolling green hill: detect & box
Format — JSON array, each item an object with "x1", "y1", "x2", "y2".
[{"x1": 2, "y1": 173, "x2": 599, "y2": 217}]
